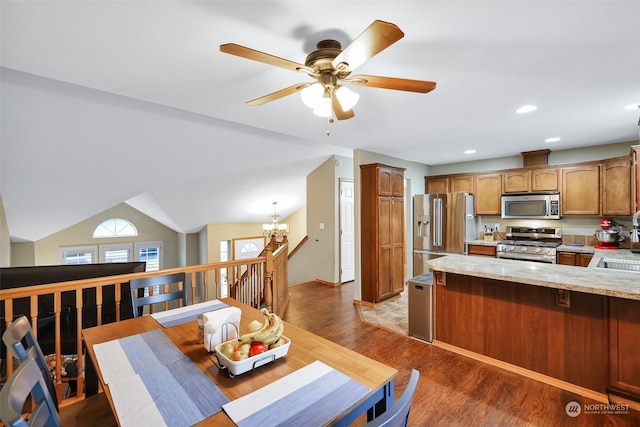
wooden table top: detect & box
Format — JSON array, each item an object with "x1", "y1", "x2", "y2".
[{"x1": 82, "y1": 298, "x2": 397, "y2": 426}]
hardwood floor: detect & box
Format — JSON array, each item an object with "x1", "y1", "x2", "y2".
[{"x1": 283, "y1": 281, "x2": 640, "y2": 426}]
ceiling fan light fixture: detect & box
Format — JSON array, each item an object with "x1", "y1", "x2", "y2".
[
  {"x1": 300, "y1": 83, "x2": 324, "y2": 108},
  {"x1": 313, "y1": 96, "x2": 332, "y2": 117},
  {"x1": 335, "y1": 86, "x2": 359, "y2": 111}
]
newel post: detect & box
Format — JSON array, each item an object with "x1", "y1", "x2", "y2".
[{"x1": 264, "y1": 244, "x2": 274, "y2": 312}]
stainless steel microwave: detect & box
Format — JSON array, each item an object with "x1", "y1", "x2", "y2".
[{"x1": 501, "y1": 193, "x2": 560, "y2": 220}]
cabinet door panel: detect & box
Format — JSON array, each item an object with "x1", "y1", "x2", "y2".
[
  {"x1": 391, "y1": 198, "x2": 405, "y2": 294},
  {"x1": 474, "y1": 174, "x2": 502, "y2": 215},
  {"x1": 378, "y1": 168, "x2": 393, "y2": 196},
  {"x1": 426, "y1": 177, "x2": 449, "y2": 194},
  {"x1": 561, "y1": 165, "x2": 600, "y2": 215},
  {"x1": 450, "y1": 175, "x2": 474, "y2": 193},
  {"x1": 531, "y1": 169, "x2": 559, "y2": 192},
  {"x1": 503, "y1": 171, "x2": 529, "y2": 193},
  {"x1": 602, "y1": 158, "x2": 632, "y2": 216},
  {"x1": 609, "y1": 298, "x2": 640, "y2": 397}
]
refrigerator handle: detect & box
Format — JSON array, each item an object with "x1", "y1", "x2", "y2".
[{"x1": 434, "y1": 198, "x2": 442, "y2": 247}]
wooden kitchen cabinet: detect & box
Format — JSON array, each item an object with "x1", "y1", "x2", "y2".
[
  {"x1": 425, "y1": 176, "x2": 449, "y2": 194},
  {"x1": 609, "y1": 298, "x2": 640, "y2": 399},
  {"x1": 450, "y1": 175, "x2": 474, "y2": 193},
  {"x1": 474, "y1": 173, "x2": 502, "y2": 215},
  {"x1": 556, "y1": 252, "x2": 593, "y2": 266},
  {"x1": 467, "y1": 244, "x2": 496, "y2": 257},
  {"x1": 632, "y1": 145, "x2": 639, "y2": 212},
  {"x1": 561, "y1": 164, "x2": 600, "y2": 215},
  {"x1": 601, "y1": 157, "x2": 632, "y2": 216},
  {"x1": 531, "y1": 168, "x2": 559, "y2": 192},
  {"x1": 503, "y1": 170, "x2": 530, "y2": 193},
  {"x1": 360, "y1": 164, "x2": 405, "y2": 303}
]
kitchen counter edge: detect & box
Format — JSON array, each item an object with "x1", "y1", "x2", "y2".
[{"x1": 426, "y1": 250, "x2": 640, "y2": 301}]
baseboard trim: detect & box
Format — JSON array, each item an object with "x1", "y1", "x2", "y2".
[
  {"x1": 315, "y1": 279, "x2": 339, "y2": 287},
  {"x1": 432, "y1": 340, "x2": 609, "y2": 404},
  {"x1": 353, "y1": 293, "x2": 401, "y2": 308}
]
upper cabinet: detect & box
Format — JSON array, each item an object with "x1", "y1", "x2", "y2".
[
  {"x1": 378, "y1": 165, "x2": 405, "y2": 197},
  {"x1": 531, "y1": 168, "x2": 559, "y2": 192},
  {"x1": 602, "y1": 157, "x2": 632, "y2": 216},
  {"x1": 630, "y1": 145, "x2": 639, "y2": 213},
  {"x1": 503, "y1": 170, "x2": 530, "y2": 193},
  {"x1": 450, "y1": 175, "x2": 474, "y2": 193},
  {"x1": 474, "y1": 173, "x2": 502, "y2": 215},
  {"x1": 561, "y1": 164, "x2": 600, "y2": 215},
  {"x1": 425, "y1": 176, "x2": 449, "y2": 194}
]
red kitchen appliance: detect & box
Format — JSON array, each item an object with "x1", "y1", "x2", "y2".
[{"x1": 594, "y1": 218, "x2": 623, "y2": 249}]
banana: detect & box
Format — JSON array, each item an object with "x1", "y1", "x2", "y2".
[
  {"x1": 237, "y1": 311, "x2": 270, "y2": 343},
  {"x1": 237, "y1": 308, "x2": 285, "y2": 346},
  {"x1": 252, "y1": 309, "x2": 284, "y2": 345}
]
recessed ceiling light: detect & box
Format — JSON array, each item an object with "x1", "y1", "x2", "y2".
[
  {"x1": 624, "y1": 103, "x2": 640, "y2": 110},
  {"x1": 516, "y1": 105, "x2": 537, "y2": 114},
  {"x1": 464, "y1": 149, "x2": 476, "y2": 155},
  {"x1": 545, "y1": 137, "x2": 560, "y2": 143}
]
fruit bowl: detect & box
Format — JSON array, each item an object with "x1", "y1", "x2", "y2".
[{"x1": 211, "y1": 336, "x2": 291, "y2": 378}]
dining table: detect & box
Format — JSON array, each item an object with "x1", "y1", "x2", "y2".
[{"x1": 82, "y1": 298, "x2": 398, "y2": 426}]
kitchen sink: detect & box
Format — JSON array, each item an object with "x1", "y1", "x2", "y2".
[{"x1": 595, "y1": 258, "x2": 640, "y2": 273}]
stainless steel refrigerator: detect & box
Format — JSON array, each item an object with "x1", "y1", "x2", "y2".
[{"x1": 413, "y1": 192, "x2": 477, "y2": 276}]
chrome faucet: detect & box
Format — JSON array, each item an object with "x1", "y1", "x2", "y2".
[{"x1": 634, "y1": 210, "x2": 640, "y2": 227}]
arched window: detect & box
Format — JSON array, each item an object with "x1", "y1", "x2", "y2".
[{"x1": 93, "y1": 218, "x2": 138, "y2": 238}]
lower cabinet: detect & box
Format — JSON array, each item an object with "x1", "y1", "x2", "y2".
[
  {"x1": 556, "y1": 252, "x2": 593, "y2": 266},
  {"x1": 467, "y1": 244, "x2": 496, "y2": 257},
  {"x1": 609, "y1": 298, "x2": 640, "y2": 399}
]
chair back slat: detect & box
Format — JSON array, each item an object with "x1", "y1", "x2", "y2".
[
  {"x1": 0, "y1": 358, "x2": 61, "y2": 427},
  {"x1": 2, "y1": 315, "x2": 59, "y2": 410},
  {"x1": 129, "y1": 272, "x2": 186, "y2": 317}
]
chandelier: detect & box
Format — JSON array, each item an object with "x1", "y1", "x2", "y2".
[{"x1": 263, "y1": 201, "x2": 289, "y2": 243}]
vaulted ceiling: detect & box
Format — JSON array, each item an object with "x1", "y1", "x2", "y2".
[{"x1": 1, "y1": 1, "x2": 639, "y2": 242}]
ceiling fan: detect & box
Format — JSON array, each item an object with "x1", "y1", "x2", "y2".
[{"x1": 220, "y1": 20, "x2": 436, "y2": 120}]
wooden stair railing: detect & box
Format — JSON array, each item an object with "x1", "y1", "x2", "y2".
[
  {"x1": 229, "y1": 242, "x2": 289, "y2": 316},
  {"x1": 0, "y1": 251, "x2": 287, "y2": 405}
]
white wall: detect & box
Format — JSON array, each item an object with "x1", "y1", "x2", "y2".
[{"x1": 0, "y1": 195, "x2": 10, "y2": 267}]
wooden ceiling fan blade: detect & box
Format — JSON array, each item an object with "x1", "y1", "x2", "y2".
[
  {"x1": 332, "y1": 20, "x2": 404, "y2": 72},
  {"x1": 220, "y1": 43, "x2": 312, "y2": 73},
  {"x1": 332, "y1": 95, "x2": 355, "y2": 120},
  {"x1": 349, "y1": 74, "x2": 437, "y2": 93},
  {"x1": 247, "y1": 83, "x2": 311, "y2": 106}
]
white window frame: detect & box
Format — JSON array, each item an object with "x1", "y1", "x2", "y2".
[
  {"x1": 135, "y1": 241, "x2": 164, "y2": 271},
  {"x1": 99, "y1": 243, "x2": 133, "y2": 263},
  {"x1": 59, "y1": 245, "x2": 98, "y2": 265}
]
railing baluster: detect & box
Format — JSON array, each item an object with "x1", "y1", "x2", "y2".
[
  {"x1": 96, "y1": 286, "x2": 103, "y2": 326},
  {"x1": 115, "y1": 282, "x2": 121, "y2": 322},
  {"x1": 54, "y1": 291, "x2": 62, "y2": 403},
  {"x1": 0, "y1": 251, "x2": 287, "y2": 402},
  {"x1": 76, "y1": 288, "x2": 84, "y2": 398}
]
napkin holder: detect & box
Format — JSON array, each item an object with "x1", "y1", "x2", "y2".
[{"x1": 203, "y1": 306, "x2": 241, "y2": 352}]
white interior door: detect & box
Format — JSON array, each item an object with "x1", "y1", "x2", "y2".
[{"x1": 340, "y1": 179, "x2": 355, "y2": 283}]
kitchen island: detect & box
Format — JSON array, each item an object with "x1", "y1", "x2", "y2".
[{"x1": 426, "y1": 251, "x2": 640, "y2": 403}]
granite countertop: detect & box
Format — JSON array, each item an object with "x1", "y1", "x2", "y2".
[
  {"x1": 426, "y1": 250, "x2": 640, "y2": 300},
  {"x1": 556, "y1": 244, "x2": 596, "y2": 254},
  {"x1": 467, "y1": 239, "x2": 500, "y2": 247}
]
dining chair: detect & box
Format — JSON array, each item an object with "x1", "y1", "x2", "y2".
[
  {"x1": 2, "y1": 315, "x2": 117, "y2": 427},
  {"x1": 365, "y1": 369, "x2": 420, "y2": 427},
  {"x1": 129, "y1": 272, "x2": 187, "y2": 317},
  {"x1": 0, "y1": 357, "x2": 61, "y2": 427}
]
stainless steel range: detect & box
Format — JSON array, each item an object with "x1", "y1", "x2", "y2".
[{"x1": 496, "y1": 226, "x2": 562, "y2": 264}]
